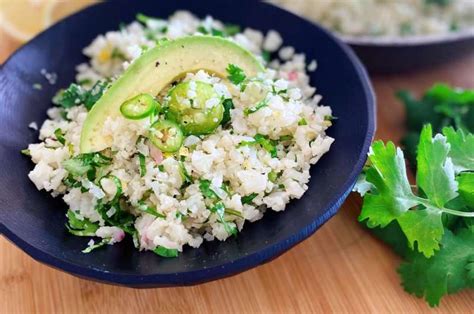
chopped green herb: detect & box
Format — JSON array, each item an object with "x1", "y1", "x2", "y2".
[
  {"x1": 137, "y1": 201, "x2": 165, "y2": 219},
  {"x1": 110, "y1": 47, "x2": 127, "y2": 61},
  {"x1": 244, "y1": 99, "x2": 269, "y2": 116},
  {"x1": 239, "y1": 134, "x2": 277, "y2": 158},
  {"x1": 226, "y1": 64, "x2": 247, "y2": 85},
  {"x1": 21, "y1": 149, "x2": 31, "y2": 156},
  {"x1": 223, "y1": 23, "x2": 241, "y2": 36},
  {"x1": 82, "y1": 238, "x2": 111, "y2": 253},
  {"x1": 241, "y1": 193, "x2": 258, "y2": 205},
  {"x1": 99, "y1": 175, "x2": 123, "y2": 203},
  {"x1": 199, "y1": 179, "x2": 220, "y2": 200},
  {"x1": 225, "y1": 208, "x2": 244, "y2": 218},
  {"x1": 138, "y1": 153, "x2": 146, "y2": 177},
  {"x1": 63, "y1": 152, "x2": 112, "y2": 178},
  {"x1": 210, "y1": 202, "x2": 237, "y2": 236},
  {"x1": 53, "y1": 80, "x2": 109, "y2": 111},
  {"x1": 153, "y1": 246, "x2": 179, "y2": 258},
  {"x1": 261, "y1": 50, "x2": 271, "y2": 63},
  {"x1": 54, "y1": 128, "x2": 66, "y2": 145},
  {"x1": 279, "y1": 135, "x2": 292, "y2": 141},
  {"x1": 298, "y1": 118, "x2": 308, "y2": 126},
  {"x1": 77, "y1": 78, "x2": 92, "y2": 86},
  {"x1": 158, "y1": 164, "x2": 165, "y2": 172},
  {"x1": 65, "y1": 210, "x2": 99, "y2": 237},
  {"x1": 424, "y1": 0, "x2": 451, "y2": 7},
  {"x1": 179, "y1": 161, "x2": 193, "y2": 184},
  {"x1": 268, "y1": 171, "x2": 278, "y2": 183},
  {"x1": 136, "y1": 13, "x2": 151, "y2": 24},
  {"x1": 221, "y1": 99, "x2": 235, "y2": 126}
]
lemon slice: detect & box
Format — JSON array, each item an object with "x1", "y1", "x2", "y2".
[
  {"x1": 0, "y1": 0, "x2": 51, "y2": 42},
  {"x1": 45, "y1": 0, "x2": 97, "y2": 25}
]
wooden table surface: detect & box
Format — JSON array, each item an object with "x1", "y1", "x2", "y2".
[{"x1": 1, "y1": 26, "x2": 474, "y2": 313}]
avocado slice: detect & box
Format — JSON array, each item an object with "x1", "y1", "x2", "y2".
[{"x1": 80, "y1": 35, "x2": 264, "y2": 153}]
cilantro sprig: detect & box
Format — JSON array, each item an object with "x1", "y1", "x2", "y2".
[
  {"x1": 226, "y1": 64, "x2": 247, "y2": 85},
  {"x1": 53, "y1": 80, "x2": 108, "y2": 111},
  {"x1": 398, "y1": 83, "x2": 474, "y2": 167},
  {"x1": 355, "y1": 123, "x2": 474, "y2": 306}
]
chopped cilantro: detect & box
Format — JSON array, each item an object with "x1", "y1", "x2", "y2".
[
  {"x1": 243, "y1": 98, "x2": 269, "y2": 116},
  {"x1": 65, "y1": 210, "x2": 99, "y2": 237},
  {"x1": 153, "y1": 246, "x2": 179, "y2": 258},
  {"x1": 137, "y1": 201, "x2": 165, "y2": 219},
  {"x1": 239, "y1": 134, "x2": 277, "y2": 158},
  {"x1": 110, "y1": 47, "x2": 126, "y2": 61},
  {"x1": 158, "y1": 164, "x2": 165, "y2": 172},
  {"x1": 221, "y1": 99, "x2": 235, "y2": 126},
  {"x1": 138, "y1": 153, "x2": 146, "y2": 177},
  {"x1": 261, "y1": 50, "x2": 271, "y2": 63},
  {"x1": 21, "y1": 149, "x2": 31, "y2": 156},
  {"x1": 62, "y1": 152, "x2": 112, "y2": 178},
  {"x1": 210, "y1": 202, "x2": 237, "y2": 236},
  {"x1": 53, "y1": 80, "x2": 109, "y2": 111},
  {"x1": 179, "y1": 161, "x2": 194, "y2": 184},
  {"x1": 241, "y1": 193, "x2": 258, "y2": 205},
  {"x1": 199, "y1": 179, "x2": 220, "y2": 199},
  {"x1": 82, "y1": 238, "x2": 111, "y2": 253},
  {"x1": 224, "y1": 208, "x2": 244, "y2": 218},
  {"x1": 54, "y1": 128, "x2": 66, "y2": 145},
  {"x1": 226, "y1": 64, "x2": 247, "y2": 85},
  {"x1": 268, "y1": 171, "x2": 279, "y2": 183}
]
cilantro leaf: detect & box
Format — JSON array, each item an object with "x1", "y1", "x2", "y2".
[
  {"x1": 210, "y1": 202, "x2": 237, "y2": 236},
  {"x1": 398, "y1": 229, "x2": 474, "y2": 307},
  {"x1": 241, "y1": 193, "x2": 258, "y2": 205},
  {"x1": 243, "y1": 99, "x2": 269, "y2": 116},
  {"x1": 65, "y1": 210, "x2": 99, "y2": 237},
  {"x1": 199, "y1": 179, "x2": 220, "y2": 200},
  {"x1": 416, "y1": 125, "x2": 458, "y2": 208},
  {"x1": 443, "y1": 127, "x2": 474, "y2": 172},
  {"x1": 54, "y1": 128, "x2": 66, "y2": 145},
  {"x1": 359, "y1": 141, "x2": 418, "y2": 227},
  {"x1": 358, "y1": 125, "x2": 469, "y2": 258},
  {"x1": 239, "y1": 134, "x2": 277, "y2": 158},
  {"x1": 82, "y1": 238, "x2": 111, "y2": 253},
  {"x1": 153, "y1": 246, "x2": 179, "y2": 258},
  {"x1": 457, "y1": 172, "x2": 474, "y2": 207},
  {"x1": 221, "y1": 99, "x2": 234, "y2": 126},
  {"x1": 53, "y1": 80, "x2": 108, "y2": 111},
  {"x1": 226, "y1": 64, "x2": 246, "y2": 85}
]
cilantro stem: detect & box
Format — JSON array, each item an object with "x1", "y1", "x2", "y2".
[{"x1": 414, "y1": 196, "x2": 474, "y2": 217}]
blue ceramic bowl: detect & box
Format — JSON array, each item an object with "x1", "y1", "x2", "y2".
[{"x1": 0, "y1": 0, "x2": 375, "y2": 287}]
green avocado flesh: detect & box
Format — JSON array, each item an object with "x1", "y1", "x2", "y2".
[{"x1": 80, "y1": 35, "x2": 264, "y2": 153}]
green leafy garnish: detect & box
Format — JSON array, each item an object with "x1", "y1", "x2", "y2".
[
  {"x1": 153, "y1": 246, "x2": 179, "y2": 258},
  {"x1": 137, "y1": 201, "x2": 165, "y2": 219},
  {"x1": 54, "y1": 128, "x2": 66, "y2": 145},
  {"x1": 243, "y1": 99, "x2": 269, "y2": 116},
  {"x1": 358, "y1": 125, "x2": 472, "y2": 258},
  {"x1": 65, "y1": 210, "x2": 99, "y2": 237},
  {"x1": 241, "y1": 193, "x2": 258, "y2": 205},
  {"x1": 226, "y1": 64, "x2": 246, "y2": 85},
  {"x1": 199, "y1": 179, "x2": 220, "y2": 200},
  {"x1": 398, "y1": 229, "x2": 474, "y2": 307},
  {"x1": 355, "y1": 122, "x2": 474, "y2": 306},
  {"x1": 82, "y1": 238, "x2": 111, "y2": 253},
  {"x1": 138, "y1": 153, "x2": 146, "y2": 177},
  {"x1": 221, "y1": 99, "x2": 235, "y2": 126},
  {"x1": 268, "y1": 171, "x2": 279, "y2": 183},
  {"x1": 63, "y1": 152, "x2": 112, "y2": 178},
  {"x1": 224, "y1": 208, "x2": 244, "y2": 218},
  {"x1": 424, "y1": 0, "x2": 452, "y2": 7},
  {"x1": 21, "y1": 149, "x2": 31, "y2": 156},
  {"x1": 239, "y1": 134, "x2": 277, "y2": 158},
  {"x1": 179, "y1": 161, "x2": 193, "y2": 184},
  {"x1": 261, "y1": 50, "x2": 271, "y2": 63},
  {"x1": 53, "y1": 80, "x2": 108, "y2": 111},
  {"x1": 210, "y1": 202, "x2": 237, "y2": 236},
  {"x1": 398, "y1": 84, "x2": 474, "y2": 167}
]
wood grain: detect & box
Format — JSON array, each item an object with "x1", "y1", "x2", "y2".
[{"x1": 1, "y1": 25, "x2": 474, "y2": 314}]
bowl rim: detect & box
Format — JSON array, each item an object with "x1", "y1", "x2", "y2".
[
  {"x1": 340, "y1": 28, "x2": 474, "y2": 47},
  {"x1": 0, "y1": 1, "x2": 376, "y2": 286}
]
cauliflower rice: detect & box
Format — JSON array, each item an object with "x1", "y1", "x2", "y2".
[
  {"x1": 25, "y1": 11, "x2": 334, "y2": 255},
  {"x1": 273, "y1": 0, "x2": 474, "y2": 38}
]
